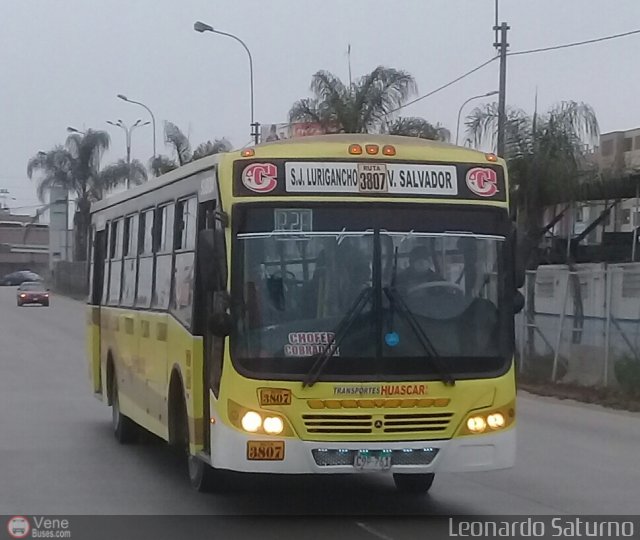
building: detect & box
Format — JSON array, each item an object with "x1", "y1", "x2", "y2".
[
  {"x1": 539, "y1": 128, "x2": 640, "y2": 262},
  {"x1": 0, "y1": 208, "x2": 49, "y2": 276}
]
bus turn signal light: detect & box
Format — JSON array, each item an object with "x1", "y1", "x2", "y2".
[
  {"x1": 365, "y1": 144, "x2": 379, "y2": 155},
  {"x1": 382, "y1": 145, "x2": 396, "y2": 156},
  {"x1": 241, "y1": 148, "x2": 256, "y2": 157},
  {"x1": 348, "y1": 144, "x2": 363, "y2": 155},
  {"x1": 485, "y1": 153, "x2": 498, "y2": 162}
]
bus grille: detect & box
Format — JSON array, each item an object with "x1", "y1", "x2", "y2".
[
  {"x1": 382, "y1": 412, "x2": 454, "y2": 433},
  {"x1": 301, "y1": 412, "x2": 454, "y2": 435},
  {"x1": 302, "y1": 414, "x2": 373, "y2": 434}
]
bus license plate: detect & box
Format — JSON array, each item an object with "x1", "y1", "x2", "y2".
[
  {"x1": 358, "y1": 163, "x2": 388, "y2": 193},
  {"x1": 354, "y1": 451, "x2": 392, "y2": 471},
  {"x1": 247, "y1": 441, "x2": 285, "y2": 461}
]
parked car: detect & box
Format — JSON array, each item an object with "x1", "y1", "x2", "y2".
[
  {"x1": 17, "y1": 281, "x2": 50, "y2": 306},
  {"x1": 0, "y1": 270, "x2": 43, "y2": 286}
]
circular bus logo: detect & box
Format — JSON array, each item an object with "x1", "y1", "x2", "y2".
[
  {"x1": 466, "y1": 167, "x2": 498, "y2": 197},
  {"x1": 242, "y1": 163, "x2": 278, "y2": 193},
  {"x1": 7, "y1": 516, "x2": 30, "y2": 539}
]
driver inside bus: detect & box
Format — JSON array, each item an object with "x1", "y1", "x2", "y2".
[{"x1": 396, "y1": 246, "x2": 440, "y2": 292}]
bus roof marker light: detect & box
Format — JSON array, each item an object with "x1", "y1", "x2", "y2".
[
  {"x1": 241, "y1": 148, "x2": 255, "y2": 157},
  {"x1": 365, "y1": 144, "x2": 379, "y2": 155},
  {"x1": 382, "y1": 145, "x2": 396, "y2": 156},
  {"x1": 348, "y1": 144, "x2": 363, "y2": 155},
  {"x1": 485, "y1": 153, "x2": 498, "y2": 162}
]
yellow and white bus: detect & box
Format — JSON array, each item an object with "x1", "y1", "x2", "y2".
[{"x1": 87, "y1": 134, "x2": 520, "y2": 493}]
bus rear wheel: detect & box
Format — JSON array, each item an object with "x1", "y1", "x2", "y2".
[
  {"x1": 393, "y1": 473, "x2": 435, "y2": 493},
  {"x1": 110, "y1": 375, "x2": 137, "y2": 444}
]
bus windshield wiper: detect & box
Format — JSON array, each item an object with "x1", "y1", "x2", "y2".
[
  {"x1": 383, "y1": 287, "x2": 455, "y2": 386},
  {"x1": 384, "y1": 286, "x2": 455, "y2": 386},
  {"x1": 302, "y1": 286, "x2": 373, "y2": 388}
]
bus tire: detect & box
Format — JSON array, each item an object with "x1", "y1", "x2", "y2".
[
  {"x1": 110, "y1": 373, "x2": 138, "y2": 444},
  {"x1": 188, "y1": 456, "x2": 219, "y2": 493},
  {"x1": 393, "y1": 473, "x2": 435, "y2": 493}
]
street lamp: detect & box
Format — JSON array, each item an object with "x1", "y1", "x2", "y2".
[
  {"x1": 106, "y1": 119, "x2": 150, "y2": 188},
  {"x1": 117, "y1": 94, "x2": 157, "y2": 160},
  {"x1": 66, "y1": 126, "x2": 86, "y2": 135},
  {"x1": 455, "y1": 90, "x2": 499, "y2": 146},
  {"x1": 194, "y1": 20, "x2": 258, "y2": 145}
]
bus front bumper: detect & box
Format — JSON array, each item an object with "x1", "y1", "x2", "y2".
[{"x1": 209, "y1": 420, "x2": 515, "y2": 474}]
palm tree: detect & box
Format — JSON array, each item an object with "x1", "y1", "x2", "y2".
[
  {"x1": 465, "y1": 100, "x2": 599, "y2": 354},
  {"x1": 27, "y1": 129, "x2": 147, "y2": 261},
  {"x1": 150, "y1": 122, "x2": 231, "y2": 176},
  {"x1": 466, "y1": 100, "x2": 599, "y2": 259},
  {"x1": 387, "y1": 117, "x2": 450, "y2": 141},
  {"x1": 289, "y1": 67, "x2": 448, "y2": 139}
]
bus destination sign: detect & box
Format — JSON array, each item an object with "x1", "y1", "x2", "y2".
[{"x1": 233, "y1": 159, "x2": 506, "y2": 201}]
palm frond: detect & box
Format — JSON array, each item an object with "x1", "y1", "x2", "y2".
[
  {"x1": 357, "y1": 66, "x2": 417, "y2": 132},
  {"x1": 289, "y1": 98, "x2": 323, "y2": 124},
  {"x1": 192, "y1": 138, "x2": 232, "y2": 160},
  {"x1": 26, "y1": 147, "x2": 75, "y2": 202},
  {"x1": 164, "y1": 121, "x2": 192, "y2": 165},
  {"x1": 388, "y1": 117, "x2": 450, "y2": 141},
  {"x1": 149, "y1": 155, "x2": 178, "y2": 177}
]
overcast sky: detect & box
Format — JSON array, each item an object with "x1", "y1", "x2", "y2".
[{"x1": 2, "y1": 0, "x2": 640, "y2": 214}]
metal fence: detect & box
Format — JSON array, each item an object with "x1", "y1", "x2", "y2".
[{"x1": 516, "y1": 263, "x2": 640, "y2": 388}]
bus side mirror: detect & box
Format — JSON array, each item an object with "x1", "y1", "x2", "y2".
[
  {"x1": 210, "y1": 312, "x2": 233, "y2": 337},
  {"x1": 514, "y1": 291, "x2": 524, "y2": 314}
]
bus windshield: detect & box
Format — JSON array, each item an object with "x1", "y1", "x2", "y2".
[{"x1": 231, "y1": 204, "x2": 511, "y2": 381}]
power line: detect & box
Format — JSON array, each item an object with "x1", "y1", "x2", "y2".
[
  {"x1": 508, "y1": 28, "x2": 640, "y2": 57},
  {"x1": 390, "y1": 56, "x2": 499, "y2": 114},
  {"x1": 392, "y1": 27, "x2": 640, "y2": 115}
]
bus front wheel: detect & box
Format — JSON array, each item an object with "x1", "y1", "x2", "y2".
[
  {"x1": 110, "y1": 374, "x2": 137, "y2": 444},
  {"x1": 188, "y1": 456, "x2": 220, "y2": 493},
  {"x1": 393, "y1": 473, "x2": 435, "y2": 493}
]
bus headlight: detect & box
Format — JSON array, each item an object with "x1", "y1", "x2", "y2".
[
  {"x1": 466, "y1": 416, "x2": 487, "y2": 433},
  {"x1": 241, "y1": 411, "x2": 262, "y2": 432},
  {"x1": 458, "y1": 401, "x2": 515, "y2": 436},
  {"x1": 228, "y1": 400, "x2": 294, "y2": 437},
  {"x1": 487, "y1": 413, "x2": 505, "y2": 429},
  {"x1": 263, "y1": 416, "x2": 284, "y2": 435}
]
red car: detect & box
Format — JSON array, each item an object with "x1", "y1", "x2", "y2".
[{"x1": 17, "y1": 281, "x2": 50, "y2": 306}]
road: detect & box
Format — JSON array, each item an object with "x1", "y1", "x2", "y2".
[{"x1": 1, "y1": 286, "x2": 639, "y2": 538}]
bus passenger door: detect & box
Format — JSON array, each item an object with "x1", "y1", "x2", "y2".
[
  {"x1": 88, "y1": 227, "x2": 107, "y2": 395},
  {"x1": 195, "y1": 200, "x2": 227, "y2": 452}
]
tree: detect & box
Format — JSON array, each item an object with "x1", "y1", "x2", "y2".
[
  {"x1": 465, "y1": 100, "x2": 599, "y2": 354},
  {"x1": 289, "y1": 67, "x2": 448, "y2": 139},
  {"x1": 150, "y1": 122, "x2": 232, "y2": 176},
  {"x1": 27, "y1": 129, "x2": 147, "y2": 261},
  {"x1": 387, "y1": 117, "x2": 450, "y2": 141}
]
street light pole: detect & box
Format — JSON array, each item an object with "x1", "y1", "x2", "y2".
[
  {"x1": 117, "y1": 95, "x2": 157, "y2": 160},
  {"x1": 194, "y1": 21, "x2": 259, "y2": 145},
  {"x1": 455, "y1": 91, "x2": 499, "y2": 146},
  {"x1": 106, "y1": 119, "x2": 149, "y2": 188}
]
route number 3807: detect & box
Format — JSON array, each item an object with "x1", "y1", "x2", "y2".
[{"x1": 358, "y1": 163, "x2": 388, "y2": 193}]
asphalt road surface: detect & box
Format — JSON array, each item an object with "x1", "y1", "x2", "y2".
[{"x1": 1, "y1": 287, "x2": 639, "y2": 538}]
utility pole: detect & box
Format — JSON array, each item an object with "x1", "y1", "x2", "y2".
[{"x1": 494, "y1": 22, "x2": 510, "y2": 157}]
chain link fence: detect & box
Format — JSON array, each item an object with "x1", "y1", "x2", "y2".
[{"x1": 516, "y1": 263, "x2": 640, "y2": 392}]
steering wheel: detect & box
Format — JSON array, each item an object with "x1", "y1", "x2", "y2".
[
  {"x1": 407, "y1": 280, "x2": 465, "y2": 296},
  {"x1": 269, "y1": 270, "x2": 301, "y2": 286}
]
